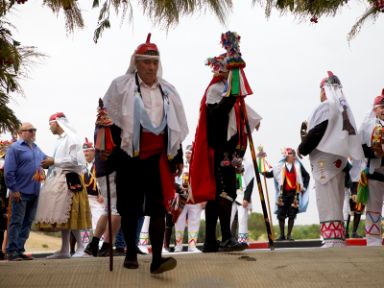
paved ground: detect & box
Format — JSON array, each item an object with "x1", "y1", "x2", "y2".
[{"x1": 1, "y1": 246, "x2": 383, "y2": 288}]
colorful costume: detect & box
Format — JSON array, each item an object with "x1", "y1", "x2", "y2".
[
  {"x1": 35, "y1": 113, "x2": 91, "y2": 258},
  {"x1": 359, "y1": 89, "x2": 384, "y2": 246},
  {"x1": 190, "y1": 32, "x2": 261, "y2": 252},
  {"x1": 101, "y1": 34, "x2": 188, "y2": 273},
  {"x1": 298, "y1": 72, "x2": 363, "y2": 248},
  {"x1": 264, "y1": 148, "x2": 310, "y2": 241},
  {"x1": 174, "y1": 146, "x2": 203, "y2": 253}
]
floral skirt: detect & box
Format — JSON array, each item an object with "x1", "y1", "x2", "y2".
[{"x1": 35, "y1": 168, "x2": 92, "y2": 231}]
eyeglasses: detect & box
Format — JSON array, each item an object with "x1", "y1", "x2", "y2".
[{"x1": 21, "y1": 129, "x2": 37, "y2": 133}]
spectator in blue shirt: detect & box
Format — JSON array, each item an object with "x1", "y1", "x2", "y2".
[{"x1": 4, "y1": 122, "x2": 51, "y2": 261}]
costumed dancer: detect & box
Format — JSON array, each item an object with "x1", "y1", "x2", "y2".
[
  {"x1": 100, "y1": 33, "x2": 188, "y2": 273},
  {"x1": 174, "y1": 145, "x2": 203, "y2": 253},
  {"x1": 230, "y1": 157, "x2": 254, "y2": 246},
  {"x1": 190, "y1": 31, "x2": 262, "y2": 252},
  {"x1": 297, "y1": 72, "x2": 364, "y2": 248},
  {"x1": 263, "y1": 148, "x2": 310, "y2": 241},
  {"x1": 69, "y1": 138, "x2": 105, "y2": 253},
  {"x1": 358, "y1": 89, "x2": 384, "y2": 246},
  {"x1": 35, "y1": 113, "x2": 92, "y2": 258}
]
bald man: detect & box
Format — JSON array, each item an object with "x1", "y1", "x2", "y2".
[{"x1": 4, "y1": 122, "x2": 50, "y2": 260}]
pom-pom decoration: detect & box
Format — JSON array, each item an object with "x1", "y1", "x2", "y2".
[{"x1": 220, "y1": 31, "x2": 252, "y2": 97}]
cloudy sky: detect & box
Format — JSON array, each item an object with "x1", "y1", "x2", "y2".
[{"x1": 4, "y1": 1, "x2": 384, "y2": 224}]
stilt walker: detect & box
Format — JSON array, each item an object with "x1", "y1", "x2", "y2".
[{"x1": 221, "y1": 32, "x2": 274, "y2": 249}]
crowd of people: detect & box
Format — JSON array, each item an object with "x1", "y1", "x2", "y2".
[{"x1": 0, "y1": 31, "x2": 383, "y2": 275}]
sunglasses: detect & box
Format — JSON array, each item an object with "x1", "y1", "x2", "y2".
[{"x1": 22, "y1": 129, "x2": 37, "y2": 133}]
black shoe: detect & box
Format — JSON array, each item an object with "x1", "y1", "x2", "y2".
[
  {"x1": 150, "y1": 257, "x2": 177, "y2": 274},
  {"x1": 136, "y1": 246, "x2": 147, "y2": 255},
  {"x1": 123, "y1": 256, "x2": 139, "y2": 269},
  {"x1": 345, "y1": 233, "x2": 350, "y2": 239},
  {"x1": 0, "y1": 251, "x2": 5, "y2": 260},
  {"x1": 20, "y1": 253, "x2": 34, "y2": 260},
  {"x1": 276, "y1": 235, "x2": 286, "y2": 241},
  {"x1": 114, "y1": 247, "x2": 126, "y2": 256},
  {"x1": 7, "y1": 252, "x2": 22, "y2": 261},
  {"x1": 98, "y1": 243, "x2": 111, "y2": 257},
  {"x1": 202, "y1": 241, "x2": 219, "y2": 253},
  {"x1": 84, "y1": 242, "x2": 99, "y2": 257},
  {"x1": 219, "y1": 239, "x2": 247, "y2": 252}
]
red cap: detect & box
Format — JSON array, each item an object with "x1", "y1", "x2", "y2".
[
  {"x1": 284, "y1": 147, "x2": 296, "y2": 157},
  {"x1": 135, "y1": 33, "x2": 159, "y2": 56},
  {"x1": 49, "y1": 112, "x2": 66, "y2": 122},
  {"x1": 320, "y1": 71, "x2": 334, "y2": 88},
  {"x1": 82, "y1": 137, "x2": 94, "y2": 150},
  {"x1": 373, "y1": 89, "x2": 384, "y2": 107}
]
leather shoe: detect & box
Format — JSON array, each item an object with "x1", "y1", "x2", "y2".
[
  {"x1": 136, "y1": 246, "x2": 147, "y2": 255},
  {"x1": 150, "y1": 257, "x2": 177, "y2": 274},
  {"x1": 123, "y1": 256, "x2": 139, "y2": 269}
]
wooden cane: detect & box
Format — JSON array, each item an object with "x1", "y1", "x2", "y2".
[
  {"x1": 262, "y1": 172, "x2": 275, "y2": 240},
  {"x1": 239, "y1": 97, "x2": 274, "y2": 250},
  {"x1": 105, "y1": 174, "x2": 113, "y2": 271}
]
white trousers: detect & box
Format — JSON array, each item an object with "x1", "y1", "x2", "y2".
[
  {"x1": 365, "y1": 179, "x2": 384, "y2": 246},
  {"x1": 174, "y1": 203, "x2": 202, "y2": 248},
  {"x1": 230, "y1": 202, "x2": 250, "y2": 243},
  {"x1": 315, "y1": 172, "x2": 346, "y2": 247}
]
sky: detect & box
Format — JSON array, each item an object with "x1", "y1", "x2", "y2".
[{"x1": 3, "y1": 1, "x2": 384, "y2": 225}]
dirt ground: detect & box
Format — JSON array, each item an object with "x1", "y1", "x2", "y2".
[{"x1": 24, "y1": 231, "x2": 61, "y2": 253}]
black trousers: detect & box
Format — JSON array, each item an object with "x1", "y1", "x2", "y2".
[
  {"x1": 277, "y1": 190, "x2": 298, "y2": 221},
  {"x1": 205, "y1": 153, "x2": 237, "y2": 247},
  {"x1": 115, "y1": 154, "x2": 166, "y2": 263}
]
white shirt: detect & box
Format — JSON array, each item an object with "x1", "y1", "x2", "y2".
[
  {"x1": 53, "y1": 132, "x2": 85, "y2": 173},
  {"x1": 138, "y1": 77, "x2": 164, "y2": 127}
]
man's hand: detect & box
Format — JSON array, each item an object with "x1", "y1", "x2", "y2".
[
  {"x1": 242, "y1": 200, "x2": 249, "y2": 208},
  {"x1": 351, "y1": 194, "x2": 357, "y2": 202},
  {"x1": 41, "y1": 157, "x2": 54, "y2": 169},
  {"x1": 12, "y1": 191, "x2": 21, "y2": 202}
]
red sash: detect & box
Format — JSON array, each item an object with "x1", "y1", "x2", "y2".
[{"x1": 140, "y1": 132, "x2": 175, "y2": 208}]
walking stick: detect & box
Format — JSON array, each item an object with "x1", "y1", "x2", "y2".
[
  {"x1": 257, "y1": 147, "x2": 275, "y2": 239},
  {"x1": 239, "y1": 97, "x2": 274, "y2": 250},
  {"x1": 262, "y1": 169, "x2": 275, "y2": 240},
  {"x1": 105, "y1": 174, "x2": 113, "y2": 271},
  {"x1": 95, "y1": 98, "x2": 116, "y2": 271}
]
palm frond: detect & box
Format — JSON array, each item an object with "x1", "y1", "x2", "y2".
[{"x1": 348, "y1": 6, "x2": 378, "y2": 42}]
